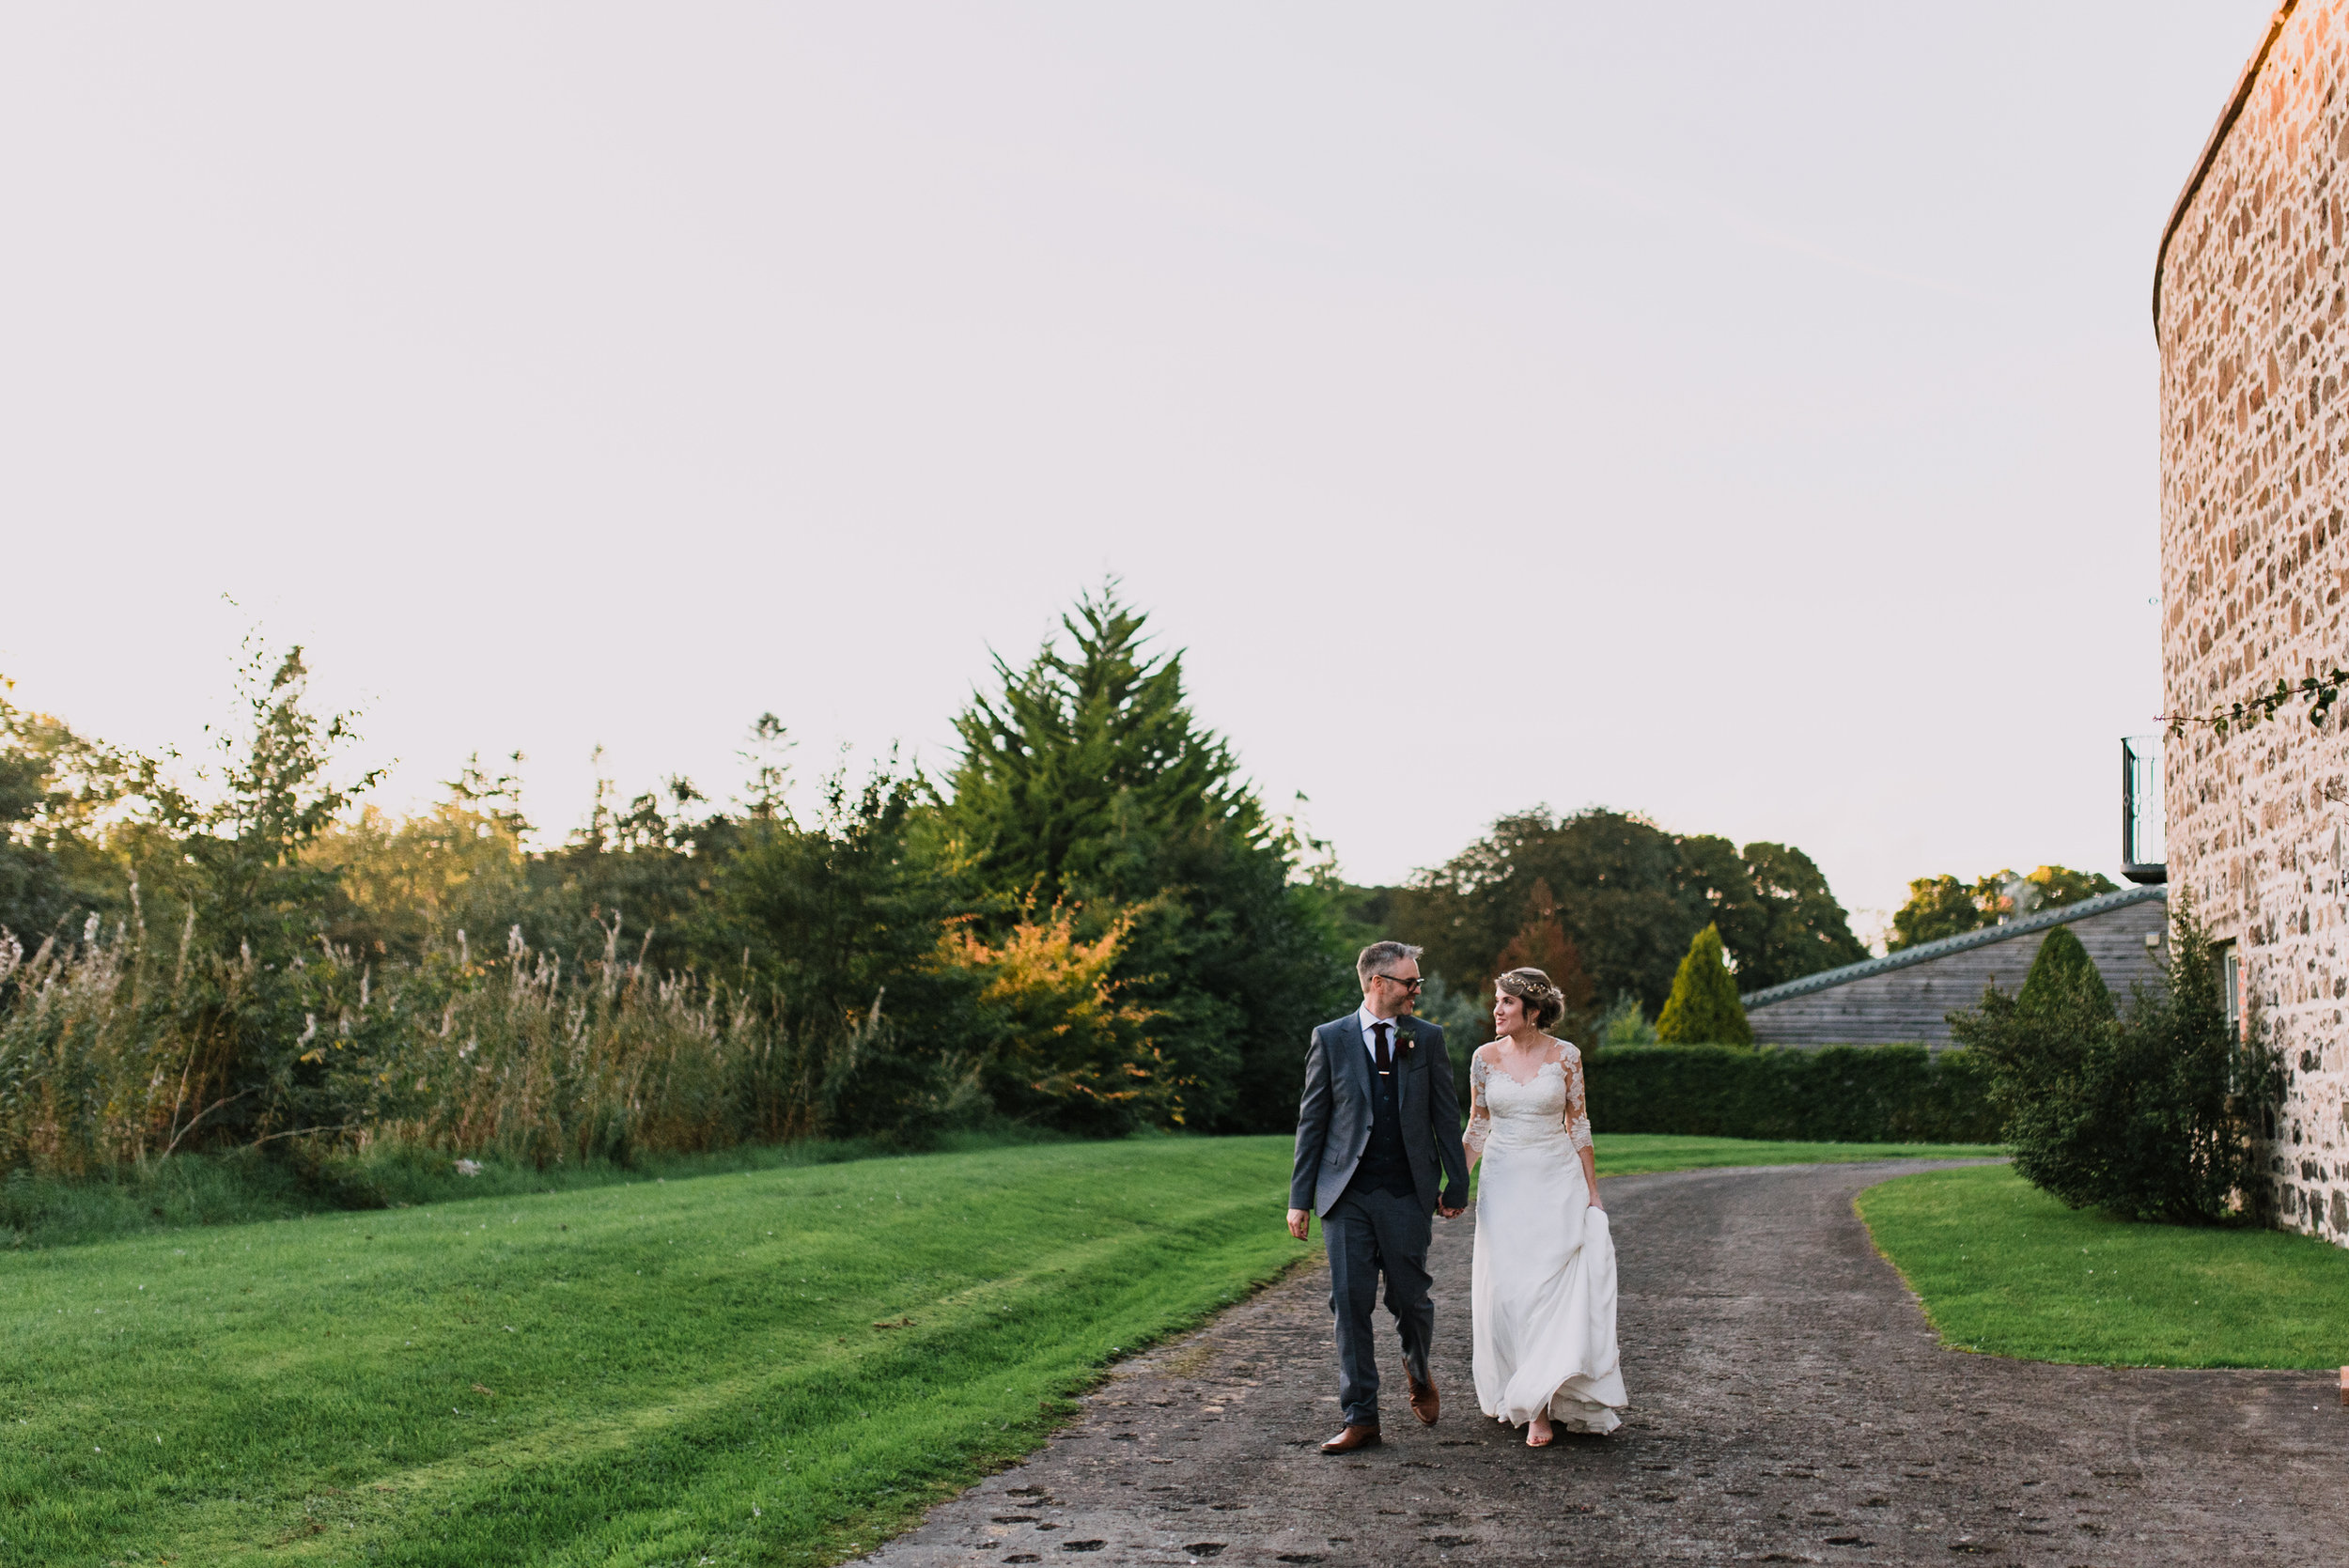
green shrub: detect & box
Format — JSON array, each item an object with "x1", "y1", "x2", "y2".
[
  {"x1": 1655, "y1": 924, "x2": 1751, "y2": 1046},
  {"x1": 1949, "y1": 896, "x2": 2280, "y2": 1224},
  {"x1": 1585, "y1": 1042, "x2": 1999, "y2": 1142},
  {"x1": 1595, "y1": 992, "x2": 1657, "y2": 1050},
  {"x1": 2016, "y1": 924, "x2": 2109, "y2": 1016}
]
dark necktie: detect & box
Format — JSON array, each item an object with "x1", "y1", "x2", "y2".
[{"x1": 1372, "y1": 1021, "x2": 1392, "y2": 1076}]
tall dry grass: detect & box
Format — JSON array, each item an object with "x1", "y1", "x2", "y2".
[
  {"x1": 0, "y1": 908, "x2": 892, "y2": 1178},
  {"x1": 0, "y1": 877, "x2": 1189, "y2": 1179},
  {"x1": 0, "y1": 896, "x2": 242, "y2": 1176},
  {"x1": 367, "y1": 921, "x2": 863, "y2": 1166}
]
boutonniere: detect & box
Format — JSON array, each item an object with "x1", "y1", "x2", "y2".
[{"x1": 1392, "y1": 1018, "x2": 1419, "y2": 1054}]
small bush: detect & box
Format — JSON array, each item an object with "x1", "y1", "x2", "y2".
[
  {"x1": 1585, "y1": 1042, "x2": 1999, "y2": 1143},
  {"x1": 2016, "y1": 924, "x2": 2109, "y2": 1016},
  {"x1": 1595, "y1": 993, "x2": 1657, "y2": 1051},
  {"x1": 1949, "y1": 895, "x2": 2279, "y2": 1224}
]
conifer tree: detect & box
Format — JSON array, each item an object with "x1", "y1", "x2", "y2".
[
  {"x1": 939, "y1": 584, "x2": 1350, "y2": 1130},
  {"x1": 1655, "y1": 923, "x2": 1752, "y2": 1046},
  {"x1": 941, "y1": 587, "x2": 1260, "y2": 902},
  {"x1": 2016, "y1": 924, "x2": 2112, "y2": 1017}
]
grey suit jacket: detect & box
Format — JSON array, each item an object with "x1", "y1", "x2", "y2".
[{"x1": 1289, "y1": 1011, "x2": 1472, "y2": 1217}]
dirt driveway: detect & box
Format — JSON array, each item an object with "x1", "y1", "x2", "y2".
[{"x1": 862, "y1": 1160, "x2": 2346, "y2": 1566}]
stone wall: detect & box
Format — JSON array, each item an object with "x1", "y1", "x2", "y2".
[{"x1": 2156, "y1": 0, "x2": 2349, "y2": 1242}]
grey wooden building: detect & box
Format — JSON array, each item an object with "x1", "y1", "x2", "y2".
[{"x1": 1741, "y1": 886, "x2": 2170, "y2": 1047}]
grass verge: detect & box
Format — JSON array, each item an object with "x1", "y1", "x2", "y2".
[
  {"x1": 1857, "y1": 1162, "x2": 2349, "y2": 1368},
  {"x1": 0, "y1": 1136, "x2": 1300, "y2": 1567}
]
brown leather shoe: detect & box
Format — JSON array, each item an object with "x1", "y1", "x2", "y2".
[
  {"x1": 1318, "y1": 1423, "x2": 1382, "y2": 1453},
  {"x1": 1406, "y1": 1371, "x2": 1439, "y2": 1426}
]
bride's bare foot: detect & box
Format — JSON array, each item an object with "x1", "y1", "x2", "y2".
[{"x1": 1526, "y1": 1416, "x2": 1553, "y2": 1448}]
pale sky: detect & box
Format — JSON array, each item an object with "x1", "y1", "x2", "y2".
[{"x1": 0, "y1": 3, "x2": 2278, "y2": 946}]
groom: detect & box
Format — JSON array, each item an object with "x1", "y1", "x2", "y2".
[{"x1": 1288, "y1": 940, "x2": 1472, "y2": 1453}]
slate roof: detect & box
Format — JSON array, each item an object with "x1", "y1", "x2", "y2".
[{"x1": 1739, "y1": 884, "x2": 2170, "y2": 1010}]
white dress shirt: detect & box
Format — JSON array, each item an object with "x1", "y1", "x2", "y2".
[{"x1": 1356, "y1": 1002, "x2": 1403, "y2": 1071}]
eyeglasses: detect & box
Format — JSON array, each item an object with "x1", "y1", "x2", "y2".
[{"x1": 1377, "y1": 973, "x2": 1425, "y2": 991}]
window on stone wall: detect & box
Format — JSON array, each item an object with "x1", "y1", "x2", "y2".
[{"x1": 2217, "y1": 941, "x2": 2241, "y2": 1037}]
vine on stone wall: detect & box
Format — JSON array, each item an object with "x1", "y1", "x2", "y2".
[{"x1": 2165, "y1": 666, "x2": 2349, "y2": 737}]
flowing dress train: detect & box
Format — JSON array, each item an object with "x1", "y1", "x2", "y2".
[{"x1": 1466, "y1": 1043, "x2": 1627, "y2": 1434}]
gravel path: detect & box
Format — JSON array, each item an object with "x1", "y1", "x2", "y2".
[{"x1": 862, "y1": 1160, "x2": 2347, "y2": 1566}]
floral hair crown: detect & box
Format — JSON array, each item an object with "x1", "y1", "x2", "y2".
[{"x1": 1495, "y1": 968, "x2": 1564, "y2": 1011}]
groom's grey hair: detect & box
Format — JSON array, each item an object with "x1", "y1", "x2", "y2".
[{"x1": 1356, "y1": 940, "x2": 1423, "y2": 988}]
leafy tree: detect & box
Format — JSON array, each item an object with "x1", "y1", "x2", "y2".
[
  {"x1": 1890, "y1": 864, "x2": 2121, "y2": 952},
  {"x1": 96, "y1": 644, "x2": 389, "y2": 1142},
  {"x1": 1396, "y1": 811, "x2": 1861, "y2": 1012},
  {"x1": 0, "y1": 747, "x2": 68, "y2": 950},
  {"x1": 2021, "y1": 864, "x2": 2121, "y2": 909},
  {"x1": 710, "y1": 761, "x2": 978, "y2": 1141},
  {"x1": 938, "y1": 586, "x2": 1351, "y2": 1130},
  {"x1": 1677, "y1": 836, "x2": 1868, "y2": 991},
  {"x1": 1737, "y1": 841, "x2": 1869, "y2": 984},
  {"x1": 521, "y1": 768, "x2": 736, "y2": 978},
  {"x1": 1889, "y1": 875, "x2": 1983, "y2": 950},
  {"x1": 310, "y1": 757, "x2": 536, "y2": 964},
  {"x1": 1655, "y1": 924, "x2": 1751, "y2": 1046},
  {"x1": 1397, "y1": 808, "x2": 1695, "y2": 1016},
  {"x1": 0, "y1": 683, "x2": 137, "y2": 948}
]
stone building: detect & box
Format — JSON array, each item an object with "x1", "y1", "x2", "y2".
[
  {"x1": 1742, "y1": 887, "x2": 2169, "y2": 1048},
  {"x1": 2155, "y1": 0, "x2": 2349, "y2": 1241}
]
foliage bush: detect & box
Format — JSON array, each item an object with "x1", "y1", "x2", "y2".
[
  {"x1": 1595, "y1": 993, "x2": 1657, "y2": 1050},
  {"x1": 940, "y1": 904, "x2": 1172, "y2": 1135},
  {"x1": 1584, "y1": 1042, "x2": 2000, "y2": 1143},
  {"x1": 1950, "y1": 897, "x2": 2280, "y2": 1224},
  {"x1": 1655, "y1": 924, "x2": 1751, "y2": 1046}
]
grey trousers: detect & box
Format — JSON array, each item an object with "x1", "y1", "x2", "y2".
[{"x1": 1322, "y1": 1186, "x2": 1435, "y2": 1429}]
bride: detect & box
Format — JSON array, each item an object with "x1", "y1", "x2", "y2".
[{"x1": 1463, "y1": 966, "x2": 1628, "y2": 1444}]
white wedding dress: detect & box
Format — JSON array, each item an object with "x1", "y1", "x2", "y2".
[{"x1": 1465, "y1": 1040, "x2": 1627, "y2": 1435}]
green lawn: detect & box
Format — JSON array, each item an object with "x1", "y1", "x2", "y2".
[
  {"x1": 1858, "y1": 1162, "x2": 2349, "y2": 1368},
  {"x1": 0, "y1": 1131, "x2": 2015, "y2": 1567},
  {"x1": 0, "y1": 1138, "x2": 1303, "y2": 1567}
]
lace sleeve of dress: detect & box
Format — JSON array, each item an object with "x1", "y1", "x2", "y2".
[
  {"x1": 1560, "y1": 1043, "x2": 1594, "y2": 1152},
  {"x1": 1463, "y1": 1050, "x2": 1492, "y2": 1159}
]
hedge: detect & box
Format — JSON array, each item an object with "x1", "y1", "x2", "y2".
[{"x1": 1583, "y1": 1043, "x2": 2001, "y2": 1143}]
